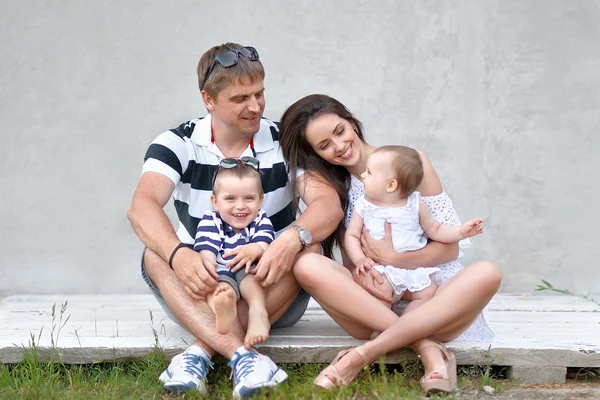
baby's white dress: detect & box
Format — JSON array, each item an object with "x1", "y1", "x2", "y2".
[
  {"x1": 354, "y1": 192, "x2": 442, "y2": 298},
  {"x1": 346, "y1": 176, "x2": 494, "y2": 342}
]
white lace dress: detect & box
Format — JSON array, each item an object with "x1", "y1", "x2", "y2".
[{"x1": 346, "y1": 176, "x2": 494, "y2": 342}]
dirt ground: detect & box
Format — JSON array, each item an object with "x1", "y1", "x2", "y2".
[{"x1": 456, "y1": 382, "x2": 600, "y2": 400}]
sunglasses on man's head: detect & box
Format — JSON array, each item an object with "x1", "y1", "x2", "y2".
[
  {"x1": 200, "y1": 46, "x2": 260, "y2": 91},
  {"x1": 211, "y1": 157, "x2": 260, "y2": 187}
]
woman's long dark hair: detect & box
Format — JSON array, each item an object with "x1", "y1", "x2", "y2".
[{"x1": 279, "y1": 94, "x2": 366, "y2": 258}]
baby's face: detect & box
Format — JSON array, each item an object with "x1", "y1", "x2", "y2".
[
  {"x1": 211, "y1": 175, "x2": 263, "y2": 232},
  {"x1": 361, "y1": 151, "x2": 396, "y2": 202}
]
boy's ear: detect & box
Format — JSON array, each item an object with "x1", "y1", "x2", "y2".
[
  {"x1": 258, "y1": 194, "x2": 264, "y2": 208},
  {"x1": 386, "y1": 179, "x2": 398, "y2": 193},
  {"x1": 210, "y1": 194, "x2": 218, "y2": 209}
]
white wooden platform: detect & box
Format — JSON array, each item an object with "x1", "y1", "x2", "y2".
[{"x1": 1, "y1": 293, "x2": 599, "y2": 384}]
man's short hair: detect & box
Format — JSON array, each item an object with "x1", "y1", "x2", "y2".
[
  {"x1": 197, "y1": 42, "x2": 265, "y2": 97},
  {"x1": 212, "y1": 161, "x2": 264, "y2": 196}
]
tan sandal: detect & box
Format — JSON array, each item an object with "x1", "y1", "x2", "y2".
[
  {"x1": 314, "y1": 347, "x2": 369, "y2": 389},
  {"x1": 419, "y1": 341, "x2": 457, "y2": 396}
]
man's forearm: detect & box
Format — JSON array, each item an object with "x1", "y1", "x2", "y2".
[
  {"x1": 293, "y1": 197, "x2": 343, "y2": 243},
  {"x1": 127, "y1": 197, "x2": 181, "y2": 262},
  {"x1": 388, "y1": 241, "x2": 459, "y2": 269}
]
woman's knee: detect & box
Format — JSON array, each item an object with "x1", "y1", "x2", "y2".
[
  {"x1": 474, "y1": 260, "x2": 502, "y2": 293},
  {"x1": 293, "y1": 253, "x2": 322, "y2": 288}
]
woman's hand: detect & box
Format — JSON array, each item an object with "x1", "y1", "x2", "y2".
[
  {"x1": 361, "y1": 222, "x2": 395, "y2": 266},
  {"x1": 353, "y1": 268, "x2": 393, "y2": 303}
]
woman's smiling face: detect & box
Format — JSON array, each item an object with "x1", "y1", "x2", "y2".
[{"x1": 304, "y1": 113, "x2": 362, "y2": 168}]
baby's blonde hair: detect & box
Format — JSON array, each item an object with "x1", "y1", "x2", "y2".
[{"x1": 373, "y1": 145, "x2": 423, "y2": 198}]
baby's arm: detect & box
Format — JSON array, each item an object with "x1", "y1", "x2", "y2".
[
  {"x1": 418, "y1": 199, "x2": 484, "y2": 243},
  {"x1": 345, "y1": 211, "x2": 377, "y2": 276}
]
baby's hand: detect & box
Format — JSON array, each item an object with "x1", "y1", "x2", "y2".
[
  {"x1": 353, "y1": 257, "x2": 377, "y2": 279},
  {"x1": 460, "y1": 218, "x2": 485, "y2": 238}
]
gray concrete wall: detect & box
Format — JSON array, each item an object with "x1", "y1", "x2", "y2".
[{"x1": 1, "y1": 1, "x2": 598, "y2": 296}]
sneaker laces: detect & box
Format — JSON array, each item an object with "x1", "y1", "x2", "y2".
[
  {"x1": 182, "y1": 352, "x2": 214, "y2": 379},
  {"x1": 227, "y1": 352, "x2": 259, "y2": 382}
]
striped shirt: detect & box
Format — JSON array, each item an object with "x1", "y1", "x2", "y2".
[
  {"x1": 194, "y1": 209, "x2": 274, "y2": 271},
  {"x1": 142, "y1": 114, "x2": 295, "y2": 244}
]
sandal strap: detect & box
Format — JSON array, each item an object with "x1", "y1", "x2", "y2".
[{"x1": 417, "y1": 341, "x2": 451, "y2": 361}]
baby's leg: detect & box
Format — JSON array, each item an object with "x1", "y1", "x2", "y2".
[
  {"x1": 206, "y1": 282, "x2": 237, "y2": 334},
  {"x1": 402, "y1": 281, "x2": 438, "y2": 314},
  {"x1": 374, "y1": 274, "x2": 395, "y2": 310},
  {"x1": 239, "y1": 275, "x2": 270, "y2": 349}
]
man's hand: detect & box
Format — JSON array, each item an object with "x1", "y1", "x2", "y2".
[
  {"x1": 353, "y1": 268, "x2": 393, "y2": 304},
  {"x1": 353, "y1": 257, "x2": 377, "y2": 279},
  {"x1": 253, "y1": 229, "x2": 302, "y2": 288},
  {"x1": 460, "y1": 218, "x2": 485, "y2": 238},
  {"x1": 224, "y1": 243, "x2": 265, "y2": 273},
  {"x1": 361, "y1": 222, "x2": 395, "y2": 266},
  {"x1": 171, "y1": 248, "x2": 218, "y2": 300}
]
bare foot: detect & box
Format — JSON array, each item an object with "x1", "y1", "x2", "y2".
[
  {"x1": 213, "y1": 285, "x2": 237, "y2": 334},
  {"x1": 244, "y1": 307, "x2": 270, "y2": 349},
  {"x1": 420, "y1": 345, "x2": 448, "y2": 379}
]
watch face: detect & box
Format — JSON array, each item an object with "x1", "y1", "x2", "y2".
[{"x1": 300, "y1": 230, "x2": 312, "y2": 244}]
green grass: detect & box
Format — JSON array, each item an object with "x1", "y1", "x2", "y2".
[{"x1": 0, "y1": 348, "x2": 506, "y2": 400}]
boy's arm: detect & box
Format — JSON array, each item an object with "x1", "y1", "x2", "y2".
[
  {"x1": 199, "y1": 250, "x2": 218, "y2": 268},
  {"x1": 225, "y1": 212, "x2": 274, "y2": 272}
]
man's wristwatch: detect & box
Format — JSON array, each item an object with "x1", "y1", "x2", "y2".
[{"x1": 290, "y1": 224, "x2": 312, "y2": 248}]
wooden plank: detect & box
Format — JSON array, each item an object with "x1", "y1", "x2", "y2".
[{"x1": 1, "y1": 293, "x2": 599, "y2": 370}]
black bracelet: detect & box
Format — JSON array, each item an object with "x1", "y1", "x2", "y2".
[{"x1": 168, "y1": 243, "x2": 189, "y2": 269}]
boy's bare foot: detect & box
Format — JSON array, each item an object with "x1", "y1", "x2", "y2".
[
  {"x1": 244, "y1": 307, "x2": 270, "y2": 349},
  {"x1": 213, "y1": 285, "x2": 237, "y2": 334}
]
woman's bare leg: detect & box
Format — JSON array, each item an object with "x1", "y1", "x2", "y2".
[
  {"x1": 401, "y1": 283, "x2": 448, "y2": 377},
  {"x1": 297, "y1": 256, "x2": 500, "y2": 380},
  {"x1": 294, "y1": 253, "x2": 399, "y2": 339},
  {"x1": 356, "y1": 261, "x2": 501, "y2": 363}
]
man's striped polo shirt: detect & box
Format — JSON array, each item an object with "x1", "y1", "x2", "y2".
[{"x1": 141, "y1": 114, "x2": 295, "y2": 244}]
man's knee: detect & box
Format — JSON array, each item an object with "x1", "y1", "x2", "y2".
[{"x1": 143, "y1": 248, "x2": 180, "y2": 295}]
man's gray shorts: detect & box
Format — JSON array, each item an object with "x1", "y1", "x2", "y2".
[{"x1": 140, "y1": 247, "x2": 310, "y2": 329}]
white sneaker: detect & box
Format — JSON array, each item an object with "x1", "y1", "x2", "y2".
[
  {"x1": 227, "y1": 347, "x2": 288, "y2": 399},
  {"x1": 159, "y1": 346, "x2": 214, "y2": 394}
]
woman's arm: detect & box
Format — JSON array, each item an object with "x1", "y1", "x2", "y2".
[
  {"x1": 360, "y1": 150, "x2": 459, "y2": 268},
  {"x1": 361, "y1": 227, "x2": 459, "y2": 268}
]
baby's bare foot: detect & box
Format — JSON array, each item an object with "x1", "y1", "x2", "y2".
[
  {"x1": 213, "y1": 285, "x2": 236, "y2": 334},
  {"x1": 244, "y1": 307, "x2": 270, "y2": 349}
]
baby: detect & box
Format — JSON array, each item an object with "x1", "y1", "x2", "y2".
[
  {"x1": 345, "y1": 146, "x2": 484, "y2": 311},
  {"x1": 194, "y1": 157, "x2": 272, "y2": 349}
]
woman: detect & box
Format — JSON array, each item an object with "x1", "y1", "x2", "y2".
[{"x1": 279, "y1": 94, "x2": 501, "y2": 394}]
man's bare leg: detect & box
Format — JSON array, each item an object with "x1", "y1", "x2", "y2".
[
  {"x1": 144, "y1": 249, "x2": 244, "y2": 358},
  {"x1": 206, "y1": 282, "x2": 237, "y2": 335},
  {"x1": 239, "y1": 275, "x2": 270, "y2": 349}
]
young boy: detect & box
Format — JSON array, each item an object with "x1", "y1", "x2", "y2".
[{"x1": 195, "y1": 157, "x2": 272, "y2": 349}]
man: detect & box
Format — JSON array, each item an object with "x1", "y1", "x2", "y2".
[{"x1": 127, "y1": 43, "x2": 343, "y2": 398}]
